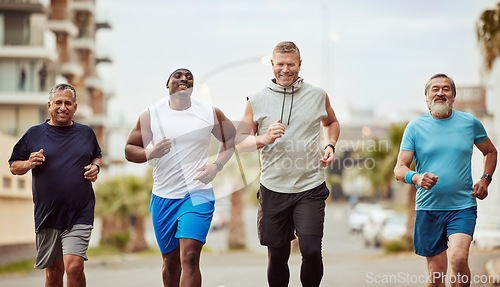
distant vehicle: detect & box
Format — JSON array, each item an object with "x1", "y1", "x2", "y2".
[
  {"x1": 210, "y1": 207, "x2": 228, "y2": 231},
  {"x1": 379, "y1": 214, "x2": 408, "y2": 244},
  {"x1": 348, "y1": 203, "x2": 383, "y2": 233},
  {"x1": 211, "y1": 196, "x2": 230, "y2": 231},
  {"x1": 473, "y1": 215, "x2": 500, "y2": 250},
  {"x1": 362, "y1": 209, "x2": 395, "y2": 247}
]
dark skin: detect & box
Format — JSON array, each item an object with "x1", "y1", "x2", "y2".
[{"x1": 124, "y1": 69, "x2": 235, "y2": 287}]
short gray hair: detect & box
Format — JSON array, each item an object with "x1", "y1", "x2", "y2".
[
  {"x1": 49, "y1": 83, "x2": 77, "y2": 103},
  {"x1": 272, "y1": 41, "x2": 301, "y2": 60},
  {"x1": 424, "y1": 73, "x2": 456, "y2": 98}
]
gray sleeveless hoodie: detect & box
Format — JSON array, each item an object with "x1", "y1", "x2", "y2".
[{"x1": 249, "y1": 77, "x2": 327, "y2": 193}]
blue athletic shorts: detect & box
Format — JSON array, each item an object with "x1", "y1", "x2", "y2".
[
  {"x1": 150, "y1": 189, "x2": 215, "y2": 254},
  {"x1": 414, "y1": 206, "x2": 477, "y2": 257}
]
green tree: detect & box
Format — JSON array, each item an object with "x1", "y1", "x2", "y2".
[
  {"x1": 477, "y1": 2, "x2": 500, "y2": 71},
  {"x1": 95, "y1": 175, "x2": 151, "y2": 252},
  {"x1": 358, "y1": 124, "x2": 405, "y2": 197},
  {"x1": 357, "y1": 123, "x2": 417, "y2": 249}
]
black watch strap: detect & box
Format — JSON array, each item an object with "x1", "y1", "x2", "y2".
[
  {"x1": 91, "y1": 163, "x2": 100, "y2": 173},
  {"x1": 324, "y1": 144, "x2": 335, "y2": 152}
]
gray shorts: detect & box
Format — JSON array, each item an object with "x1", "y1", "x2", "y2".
[{"x1": 35, "y1": 224, "x2": 93, "y2": 269}]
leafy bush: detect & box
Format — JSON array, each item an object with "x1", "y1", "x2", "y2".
[{"x1": 383, "y1": 240, "x2": 411, "y2": 254}]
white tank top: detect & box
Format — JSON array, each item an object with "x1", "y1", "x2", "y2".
[{"x1": 149, "y1": 98, "x2": 214, "y2": 199}]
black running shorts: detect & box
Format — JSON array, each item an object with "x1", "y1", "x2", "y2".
[{"x1": 257, "y1": 182, "x2": 330, "y2": 247}]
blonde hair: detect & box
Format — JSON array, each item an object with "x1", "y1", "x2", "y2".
[{"x1": 272, "y1": 41, "x2": 301, "y2": 60}]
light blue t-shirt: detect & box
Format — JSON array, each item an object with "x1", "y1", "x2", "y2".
[{"x1": 400, "y1": 110, "x2": 488, "y2": 210}]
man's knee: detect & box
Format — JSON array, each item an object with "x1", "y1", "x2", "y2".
[
  {"x1": 162, "y1": 251, "x2": 181, "y2": 273},
  {"x1": 64, "y1": 257, "x2": 84, "y2": 277},
  {"x1": 427, "y1": 252, "x2": 448, "y2": 274},
  {"x1": 268, "y1": 244, "x2": 291, "y2": 263},
  {"x1": 181, "y1": 249, "x2": 201, "y2": 272},
  {"x1": 449, "y1": 251, "x2": 469, "y2": 271},
  {"x1": 299, "y1": 236, "x2": 322, "y2": 260},
  {"x1": 448, "y1": 234, "x2": 472, "y2": 272},
  {"x1": 300, "y1": 245, "x2": 321, "y2": 259},
  {"x1": 46, "y1": 260, "x2": 65, "y2": 281}
]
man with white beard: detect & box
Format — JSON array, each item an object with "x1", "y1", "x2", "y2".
[{"x1": 394, "y1": 73, "x2": 497, "y2": 287}]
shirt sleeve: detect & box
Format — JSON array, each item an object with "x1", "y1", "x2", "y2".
[
  {"x1": 89, "y1": 128, "x2": 102, "y2": 159},
  {"x1": 473, "y1": 116, "x2": 488, "y2": 145},
  {"x1": 400, "y1": 122, "x2": 415, "y2": 152},
  {"x1": 8, "y1": 132, "x2": 30, "y2": 166}
]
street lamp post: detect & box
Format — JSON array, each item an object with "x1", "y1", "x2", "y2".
[
  {"x1": 199, "y1": 55, "x2": 270, "y2": 249},
  {"x1": 198, "y1": 55, "x2": 270, "y2": 188}
]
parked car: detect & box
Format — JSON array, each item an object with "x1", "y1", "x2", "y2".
[
  {"x1": 362, "y1": 209, "x2": 395, "y2": 247},
  {"x1": 210, "y1": 207, "x2": 228, "y2": 231},
  {"x1": 210, "y1": 197, "x2": 230, "y2": 231},
  {"x1": 348, "y1": 203, "x2": 383, "y2": 233},
  {"x1": 379, "y1": 214, "x2": 408, "y2": 245}
]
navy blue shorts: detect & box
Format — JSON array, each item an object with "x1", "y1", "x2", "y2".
[
  {"x1": 414, "y1": 206, "x2": 477, "y2": 257},
  {"x1": 150, "y1": 189, "x2": 215, "y2": 254}
]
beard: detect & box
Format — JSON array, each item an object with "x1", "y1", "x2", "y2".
[{"x1": 427, "y1": 97, "x2": 453, "y2": 118}]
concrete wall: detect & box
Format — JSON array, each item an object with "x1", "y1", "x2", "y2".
[
  {"x1": 0, "y1": 105, "x2": 46, "y2": 136},
  {"x1": 0, "y1": 133, "x2": 35, "y2": 246},
  {"x1": 475, "y1": 63, "x2": 500, "y2": 229}
]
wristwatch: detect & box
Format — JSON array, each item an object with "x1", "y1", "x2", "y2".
[
  {"x1": 91, "y1": 163, "x2": 100, "y2": 173},
  {"x1": 324, "y1": 144, "x2": 335, "y2": 152},
  {"x1": 213, "y1": 161, "x2": 224, "y2": 172},
  {"x1": 481, "y1": 174, "x2": 492, "y2": 183}
]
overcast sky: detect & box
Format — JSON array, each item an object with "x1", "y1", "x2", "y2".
[{"x1": 96, "y1": 0, "x2": 499, "y2": 126}]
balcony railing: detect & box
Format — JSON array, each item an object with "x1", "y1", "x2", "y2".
[
  {"x1": 454, "y1": 86, "x2": 488, "y2": 116},
  {"x1": 0, "y1": 0, "x2": 49, "y2": 13},
  {"x1": 50, "y1": 5, "x2": 69, "y2": 20}
]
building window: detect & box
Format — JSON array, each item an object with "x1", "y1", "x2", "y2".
[
  {"x1": 3, "y1": 177, "x2": 12, "y2": 189},
  {"x1": 18, "y1": 179, "x2": 25, "y2": 190}
]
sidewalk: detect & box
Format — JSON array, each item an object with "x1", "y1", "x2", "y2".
[
  {"x1": 2, "y1": 248, "x2": 500, "y2": 286},
  {"x1": 0, "y1": 243, "x2": 35, "y2": 265},
  {"x1": 485, "y1": 257, "x2": 500, "y2": 285}
]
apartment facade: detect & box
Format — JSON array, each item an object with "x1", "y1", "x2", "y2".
[{"x1": 0, "y1": 0, "x2": 110, "y2": 249}]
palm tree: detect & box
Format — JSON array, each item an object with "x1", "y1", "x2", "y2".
[
  {"x1": 358, "y1": 124, "x2": 406, "y2": 197},
  {"x1": 357, "y1": 123, "x2": 416, "y2": 249},
  {"x1": 95, "y1": 175, "x2": 151, "y2": 252},
  {"x1": 122, "y1": 175, "x2": 151, "y2": 252},
  {"x1": 477, "y1": 2, "x2": 500, "y2": 71},
  {"x1": 94, "y1": 177, "x2": 131, "y2": 250}
]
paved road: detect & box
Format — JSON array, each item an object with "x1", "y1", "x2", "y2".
[{"x1": 1, "y1": 202, "x2": 500, "y2": 286}]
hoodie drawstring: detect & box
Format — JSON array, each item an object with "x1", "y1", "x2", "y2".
[
  {"x1": 280, "y1": 86, "x2": 294, "y2": 125},
  {"x1": 280, "y1": 89, "x2": 286, "y2": 124},
  {"x1": 287, "y1": 86, "x2": 294, "y2": 125}
]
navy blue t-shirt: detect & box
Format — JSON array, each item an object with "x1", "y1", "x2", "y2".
[{"x1": 9, "y1": 121, "x2": 102, "y2": 232}]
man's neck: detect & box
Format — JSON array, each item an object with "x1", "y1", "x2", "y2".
[
  {"x1": 47, "y1": 120, "x2": 74, "y2": 127},
  {"x1": 169, "y1": 95, "x2": 191, "y2": 111},
  {"x1": 431, "y1": 110, "x2": 453, "y2": 119}
]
